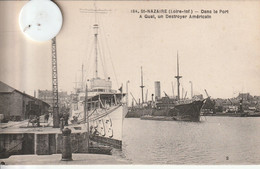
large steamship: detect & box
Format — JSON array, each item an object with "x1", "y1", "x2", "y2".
[{"x1": 132, "y1": 54, "x2": 205, "y2": 122}]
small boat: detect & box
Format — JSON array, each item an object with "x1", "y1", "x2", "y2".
[{"x1": 88, "y1": 142, "x2": 112, "y2": 155}]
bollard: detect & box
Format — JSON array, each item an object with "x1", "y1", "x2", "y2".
[
  {"x1": 60, "y1": 118, "x2": 64, "y2": 131},
  {"x1": 61, "y1": 128, "x2": 73, "y2": 161}
]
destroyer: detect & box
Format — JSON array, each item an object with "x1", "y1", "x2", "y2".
[{"x1": 70, "y1": 23, "x2": 127, "y2": 149}]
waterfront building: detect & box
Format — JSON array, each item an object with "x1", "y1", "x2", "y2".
[
  {"x1": 38, "y1": 90, "x2": 70, "y2": 107},
  {"x1": 0, "y1": 81, "x2": 50, "y2": 121}
]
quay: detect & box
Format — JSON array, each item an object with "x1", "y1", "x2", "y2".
[
  {"x1": 0, "y1": 118, "x2": 130, "y2": 164},
  {"x1": 0, "y1": 153, "x2": 131, "y2": 165},
  {"x1": 0, "y1": 153, "x2": 130, "y2": 165},
  {"x1": 0, "y1": 118, "x2": 89, "y2": 157}
]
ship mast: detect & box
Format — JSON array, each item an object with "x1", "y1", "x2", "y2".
[
  {"x1": 81, "y1": 64, "x2": 84, "y2": 91},
  {"x1": 94, "y1": 24, "x2": 99, "y2": 78},
  {"x1": 175, "y1": 52, "x2": 182, "y2": 101},
  {"x1": 80, "y1": 2, "x2": 111, "y2": 81},
  {"x1": 140, "y1": 66, "x2": 145, "y2": 104}
]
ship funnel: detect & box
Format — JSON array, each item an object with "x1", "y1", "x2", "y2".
[{"x1": 154, "y1": 81, "x2": 161, "y2": 100}]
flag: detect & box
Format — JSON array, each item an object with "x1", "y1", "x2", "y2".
[{"x1": 118, "y1": 85, "x2": 123, "y2": 93}]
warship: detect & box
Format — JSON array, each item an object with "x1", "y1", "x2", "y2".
[{"x1": 70, "y1": 23, "x2": 127, "y2": 149}]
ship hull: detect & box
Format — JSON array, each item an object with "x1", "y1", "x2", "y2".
[
  {"x1": 70, "y1": 103, "x2": 127, "y2": 149},
  {"x1": 170, "y1": 100, "x2": 205, "y2": 122},
  {"x1": 126, "y1": 108, "x2": 155, "y2": 118},
  {"x1": 140, "y1": 100, "x2": 205, "y2": 122},
  {"x1": 203, "y1": 112, "x2": 248, "y2": 117},
  {"x1": 140, "y1": 115, "x2": 175, "y2": 121}
]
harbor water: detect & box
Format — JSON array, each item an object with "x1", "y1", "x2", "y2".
[{"x1": 120, "y1": 117, "x2": 260, "y2": 164}]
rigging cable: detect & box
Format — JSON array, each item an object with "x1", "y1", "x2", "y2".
[
  {"x1": 98, "y1": 26, "x2": 108, "y2": 79},
  {"x1": 99, "y1": 16, "x2": 119, "y2": 88},
  {"x1": 97, "y1": 37, "x2": 108, "y2": 79},
  {"x1": 84, "y1": 37, "x2": 95, "y2": 81}
]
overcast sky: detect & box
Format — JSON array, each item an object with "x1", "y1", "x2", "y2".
[{"x1": 0, "y1": 1, "x2": 260, "y2": 101}]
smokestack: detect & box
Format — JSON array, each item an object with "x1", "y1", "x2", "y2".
[{"x1": 154, "y1": 81, "x2": 161, "y2": 100}]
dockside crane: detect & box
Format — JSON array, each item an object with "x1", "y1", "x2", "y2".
[
  {"x1": 163, "y1": 91, "x2": 170, "y2": 99},
  {"x1": 130, "y1": 92, "x2": 138, "y2": 106},
  {"x1": 204, "y1": 89, "x2": 216, "y2": 113},
  {"x1": 204, "y1": 89, "x2": 210, "y2": 98},
  {"x1": 52, "y1": 37, "x2": 60, "y2": 128},
  {"x1": 228, "y1": 98, "x2": 233, "y2": 105}
]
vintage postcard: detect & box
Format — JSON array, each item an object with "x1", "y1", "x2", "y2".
[{"x1": 0, "y1": 0, "x2": 260, "y2": 167}]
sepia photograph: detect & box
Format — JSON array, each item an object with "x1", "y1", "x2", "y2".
[{"x1": 0, "y1": 0, "x2": 260, "y2": 166}]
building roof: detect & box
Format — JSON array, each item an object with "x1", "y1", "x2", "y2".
[
  {"x1": 0, "y1": 81, "x2": 50, "y2": 107},
  {"x1": 0, "y1": 81, "x2": 15, "y2": 93}
]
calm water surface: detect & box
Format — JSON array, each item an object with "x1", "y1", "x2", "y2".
[{"x1": 119, "y1": 117, "x2": 260, "y2": 164}]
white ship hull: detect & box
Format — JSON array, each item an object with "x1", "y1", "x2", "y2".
[{"x1": 70, "y1": 100, "x2": 127, "y2": 147}]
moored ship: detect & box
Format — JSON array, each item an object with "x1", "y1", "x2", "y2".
[
  {"x1": 140, "y1": 97, "x2": 205, "y2": 122},
  {"x1": 140, "y1": 53, "x2": 205, "y2": 122},
  {"x1": 70, "y1": 23, "x2": 127, "y2": 149},
  {"x1": 70, "y1": 78, "x2": 127, "y2": 149}
]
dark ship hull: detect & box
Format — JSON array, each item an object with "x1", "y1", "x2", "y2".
[
  {"x1": 140, "y1": 100, "x2": 205, "y2": 122},
  {"x1": 126, "y1": 107, "x2": 166, "y2": 118},
  {"x1": 170, "y1": 100, "x2": 205, "y2": 122},
  {"x1": 135, "y1": 53, "x2": 205, "y2": 122}
]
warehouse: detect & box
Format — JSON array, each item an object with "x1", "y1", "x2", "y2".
[{"x1": 0, "y1": 81, "x2": 50, "y2": 121}]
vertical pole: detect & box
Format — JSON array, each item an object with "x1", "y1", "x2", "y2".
[
  {"x1": 140, "y1": 67, "x2": 145, "y2": 104},
  {"x1": 84, "y1": 84, "x2": 89, "y2": 152},
  {"x1": 126, "y1": 81, "x2": 129, "y2": 107},
  {"x1": 175, "y1": 52, "x2": 182, "y2": 101},
  {"x1": 94, "y1": 24, "x2": 98, "y2": 78},
  {"x1": 121, "y1": 83, "x2": 123, "y2": 104},
  {"x1": 177, "y1": 54, "x2": 180, "y2": 100},
  {"x1": 82, "y1": 64, "x2": 84, "y2": 91},
  {"x1": 60, "y1": 118, "x2": 64, "y2": 130},
  {"x1": 189, "y1": 81, "x2": 193, "y2": 99},
  {"x1": 182, "y1": 87, "x2": 184, "y2": 100},
  {"x1": 84, "y1": 85, "x2": 87, "y2": 123},
  {"x1": 52, "y1": 37, "x2": 59, "y2": 128}
]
